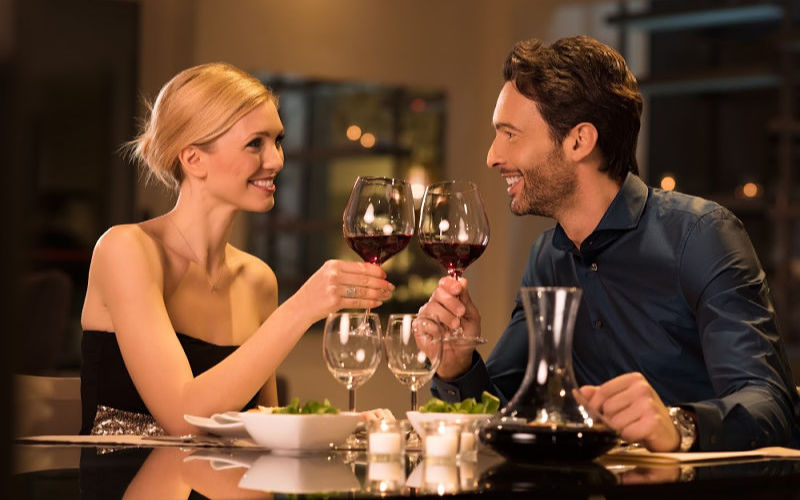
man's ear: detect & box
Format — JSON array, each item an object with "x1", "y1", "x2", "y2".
[
  {"x1": 178, "y1": 145, "x2": 207, "y2": 180},
  {"x1": 563, "y1": 122, "x2": 598, "y2": 163}
]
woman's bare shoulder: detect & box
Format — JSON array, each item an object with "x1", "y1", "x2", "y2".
[
  {"x1": 92, "y1": 223, "x2": 164, "y2": 270},
  {"x1": 228, "y1": 246, "x2": 277, "y2": 286}
]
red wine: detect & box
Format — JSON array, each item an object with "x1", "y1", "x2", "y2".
[
  {"x1": 479, "y1": 423, "x2": 618, "y2": 462},
  {"x1": 345, "y1": 234, "x2": 412, "y2": 264},
  {"x1": 419, "y1": 241, "x2": 487, "y2": 277}
]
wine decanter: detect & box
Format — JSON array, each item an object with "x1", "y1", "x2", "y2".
[{"x1": 479, "y1": 287, "x2": 619, "y2": 462}]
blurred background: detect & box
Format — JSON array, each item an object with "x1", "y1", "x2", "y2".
[{"x1": 3, "y1": 0, "x2": 799, "y2": 425}]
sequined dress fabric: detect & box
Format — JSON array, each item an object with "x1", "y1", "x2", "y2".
[{"x1": 80, "y1": 331, "x2": 258, "y2": 435}]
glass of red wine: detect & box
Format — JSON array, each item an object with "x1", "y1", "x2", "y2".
[
  {"x1": 418, "y1": 180, "x2": 490, "y2": 345},
  {"x1": 343, "y1": 176, "x2": 415, "y2": 324}
]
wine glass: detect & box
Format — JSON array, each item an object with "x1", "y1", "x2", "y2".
[
  {"x1": 418, "y1": 180, "x2": 490, "y2": 345},
  {"x1": 343, "y1": 176, "x2": 415, "y2": 328},
  {"x1": 384, "y1": 314, "x2": 444, "y2": 412},
  {"x1": 323, "y1": 312, "x2": 383, "y2": 413},
  {"x1": 385, "y1": 314, "x2": 444, "y2": 448}
]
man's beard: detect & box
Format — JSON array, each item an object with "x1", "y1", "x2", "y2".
[{"x1": 510, "y1": 148, "x2": 576, "y2": 218}]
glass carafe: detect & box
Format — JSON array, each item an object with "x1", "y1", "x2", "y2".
[{"x1": 479, "y1": 287, "x2": 618, "y2": 462}]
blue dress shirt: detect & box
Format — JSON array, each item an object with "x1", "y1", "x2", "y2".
[{"x1": 432, "y1": 173, "x2": 800, "y2": 451}]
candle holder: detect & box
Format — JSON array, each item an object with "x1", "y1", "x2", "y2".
[
  {"x1": 420, "y1": 457, "x2": 460, "y2": 495},
  {"x1": 367, "y1": 419, "x2": 405, "y2": 460},
  {"x1": 457, "y1": 419, "x2": 481, "y2": 462},
  {"x1": 366, "y1": 456, "x2": 406, "y2": 495},
  {"x1": 421, "y1": 420, "x2": 460, "y2": 459}
]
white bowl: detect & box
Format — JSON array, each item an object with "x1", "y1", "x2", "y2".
[
  {"x1": 239, "y1": 453, "x2": 359, "y2": 494},
  {"x1": 406, "y1": 411, "x2": 493, "y2": 437},
  {"x1": 239, "y1": 412, "x2": 361, "y2": 452}
]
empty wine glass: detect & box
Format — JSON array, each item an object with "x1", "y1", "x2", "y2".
[
  {"x1": 385, "y1": 314, "x2": 444, "y2": 448},
  {"x1": 323, "y1": 312, "x2": 383, "y2": 413},
  {"x1": 418, "y1": 180, "x2": 490, "y2": 345},
  {"x1": 384, "y1": 314, "x2": 444, "y2": 411}
]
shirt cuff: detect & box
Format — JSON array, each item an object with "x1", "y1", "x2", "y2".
[
  {"x1": 431, "y1": 351, "x2": 492, "y2": 402},
  {"x1": 681, "y1": 401, "x2": 725, "y2": 451}
]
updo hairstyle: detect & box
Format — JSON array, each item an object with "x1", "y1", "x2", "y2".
[{"x1": 128, "y1": 63, "x2": 275, "y2": 190}]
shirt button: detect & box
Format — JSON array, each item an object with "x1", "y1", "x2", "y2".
[
  {"x1": 590, "y1": 263, "x2": 598, "y2": 272},
  {"x1": 447, "y1": 389, "x2": 456, "y2": 396},
  {"x1": 594, "y1": 319, "x2": 604, "y2": 329}
]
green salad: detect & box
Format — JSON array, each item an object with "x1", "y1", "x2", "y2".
[
  {"x1": 271, "y1": 397, "x2": 340, "y2": 414},
  {"x1": 419, "y1": 391, "x2": 500, "y2": 414}
]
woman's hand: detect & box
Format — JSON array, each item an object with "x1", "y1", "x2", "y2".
[{"x1": 293, "y1": 260, "x2": 394, "y2": 322}]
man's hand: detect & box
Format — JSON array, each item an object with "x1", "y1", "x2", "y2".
[
  {"x1": 579, "y1": 372, "x2": 680, "y2": 452},
  {"x1": 418, "y1": 277, "x2": 481, "y2": 380}
]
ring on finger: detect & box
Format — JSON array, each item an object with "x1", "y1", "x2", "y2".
[{"x1": 345, "y1": 286, "x2": 356, "y2": 298}]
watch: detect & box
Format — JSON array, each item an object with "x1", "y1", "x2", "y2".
[{"x1": 669, "y1": 406, "x2": 697, "y2": 452}]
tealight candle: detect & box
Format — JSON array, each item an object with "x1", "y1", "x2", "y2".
[
  {"x1": 366, "y1": 458, "x2": 405, "y2": 495},
  {"x1": 459, "y1": 430, "x2": 476, "y2": 454},
  {"x1": 459, "y1": 460, "x2": 478, "y2": 491},
  {"x1": 367, "y1": 460, "x2": 405, "y2": 482},
  {"x1": 368, "y1": 420, "x2": 403, "y2": 456},
  {"x1": 423, "y1": 422, "x2": 459, "y2": 458},
  {"x1": 423, "y1": 460, "x2": 459, "y2": 494}
]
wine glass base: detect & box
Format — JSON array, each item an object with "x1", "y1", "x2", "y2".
[{"x1": 443, "y1": 335, "x2": 488, "y2": 346}]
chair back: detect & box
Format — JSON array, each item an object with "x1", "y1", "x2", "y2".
[{"x1": 14, "y1": 374, "x2": 81, "y2": 436}]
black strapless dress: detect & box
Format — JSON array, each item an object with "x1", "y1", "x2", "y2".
[{"x1": 80, "y1": 330, "x2": 258, "y2": 435}]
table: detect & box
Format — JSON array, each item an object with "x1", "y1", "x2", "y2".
[{"x1": 11, "y1": 441, "x2": 800, "y2": 499}]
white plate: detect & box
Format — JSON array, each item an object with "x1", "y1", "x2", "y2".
[
  {"x1": 184, "y1": 412, "x2": 250, "y2": 438},
  {"x1": 239, "y1": 412, "x2": 361, "y2": 452},
  {"x1": 406, "y1": 411, "x2": 493, "y2": 437}
]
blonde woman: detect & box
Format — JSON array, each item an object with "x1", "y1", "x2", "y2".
[{"x1": 80, "y1": 63, "x2": 394, "y2": 436}]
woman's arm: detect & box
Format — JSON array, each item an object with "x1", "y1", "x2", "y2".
[{"x1": 92, "y1": 225, "x2": 392, "y2": 435}]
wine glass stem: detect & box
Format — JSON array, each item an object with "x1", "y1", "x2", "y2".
[
  {"x1": 349, "y1": 388, "x2": 356, "y2": 412},
  {"x1": 410, "y1": 388, "x2": 417, "y2": 412},
  {"x1": 356, "y1": 307, "x2": 372, "y2": 334},
  {"x1": 447, "y1": 270, "x2": 464, "y2": 336}
]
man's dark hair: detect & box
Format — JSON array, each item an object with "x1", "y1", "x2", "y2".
[{"x1": 503, "y1": 36, "x2": 643, "y2": 182}]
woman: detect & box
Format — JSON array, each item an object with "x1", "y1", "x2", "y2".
[{"x1": 80, "y1": 63, "x2": 394, "y2": 436}]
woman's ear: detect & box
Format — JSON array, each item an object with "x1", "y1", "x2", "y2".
[
  {"x1": 177, "y1": 145, "x2": 207, "y2": 180},
  {"x1": 563, "y1": 122, "x2": 598, "y2": 163}
]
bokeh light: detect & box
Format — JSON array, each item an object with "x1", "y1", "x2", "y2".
[
  {"x1": 346, "y1": 124, "x2": 362, "y2": 141},
  {"x1": 660, "y1": 175, "x2": 676, "y2": 191},
  {"x1": 360, "y1": 132, "x2": 376, "y2": 148},
  {"x1": 742, "y1": 182, "x2": 759, "y2": 198}
]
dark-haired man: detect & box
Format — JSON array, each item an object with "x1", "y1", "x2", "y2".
[{"x1": 422, "y1": 35, "x2": 799, "y2": 451}]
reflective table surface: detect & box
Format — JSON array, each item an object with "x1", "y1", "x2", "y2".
[{"x1": 12, "y1": 443, "x2": 800, "y2": 499}]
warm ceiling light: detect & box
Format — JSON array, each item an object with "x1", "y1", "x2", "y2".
[
  {"x1": 742, "y1": 182, "x2": 759, "y2": 198},
  {"x1": 346, "y1": 124, "x2": 362, "y2": 141},
  {"x1": 360, "y1": 132, "x2": 376, "y2": 148},
  {"x1": 660, "y1": 175, "x2": 676, "y2": 191}
]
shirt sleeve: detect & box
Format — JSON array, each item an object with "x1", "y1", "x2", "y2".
[
  {"x1": 431, "y1": 237, "x2": 547, "y2": 405},
  {"x1": 678, "y1": 207, "x2": 800, "y2": 450}
]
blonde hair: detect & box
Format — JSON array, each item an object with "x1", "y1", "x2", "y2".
[{"x1": 128, "y1": 63, "x2": 275, "y2": 190}]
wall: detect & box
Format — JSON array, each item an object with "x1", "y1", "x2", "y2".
[{"x1": 137, "y1": 0, "x2": 623, "y2": 415}]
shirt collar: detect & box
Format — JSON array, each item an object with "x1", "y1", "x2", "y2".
[{"x1": 552, "y1": 172, "x2": 648, "y2": 254}]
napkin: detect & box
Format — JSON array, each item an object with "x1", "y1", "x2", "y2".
[{"x1": 601, "y1": 445, "x2": 800, "y2": 465}]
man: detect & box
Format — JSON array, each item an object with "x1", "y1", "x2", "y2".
[{"x1": 422, "y1": 35, "x2": 800, "y2": 452}]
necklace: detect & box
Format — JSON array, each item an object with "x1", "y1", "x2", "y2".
[{"x1": 167, "y1": 216, "x2": 225, "y2": 293}]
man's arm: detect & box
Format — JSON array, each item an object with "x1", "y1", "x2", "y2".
[
  {"x1": 679, "y1": 208, "x2": 800, "y2": 450},
  {"x1": 430, "y1": 238, "x2": 548, "y2": 403}
]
